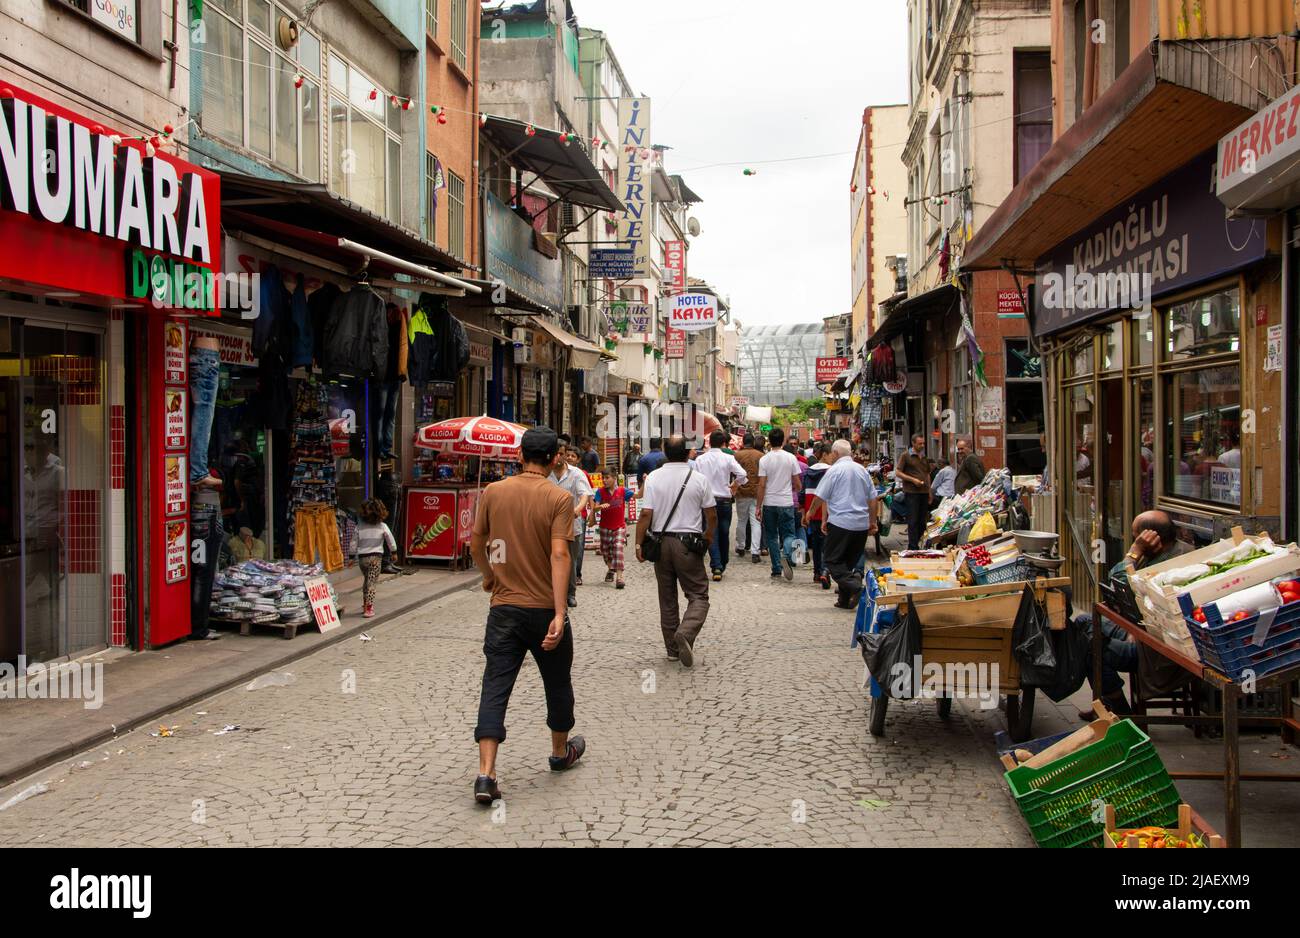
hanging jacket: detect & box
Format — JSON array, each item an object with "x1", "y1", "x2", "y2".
[
  {"x1": 252, "y1": 265, "x2": 290, "y2": 359},
  {"x1": 322, "y1": 284, "x2": 387, "y2": 379},
  {"x1": 408, "y1": 304, "x2": 437, "y2": 386},
  {"x1": 307, "y1": 282, "x2": 341, "y2": 368},
  {"x1": 418, "y1": 292, "x2": 469, "y2": 382},
  {"x1": 385, "y1": 303, "x2": 409, "y2": 384},
  {"x1": 288, "y1": 275, "x2": 313, "y2": 369}
]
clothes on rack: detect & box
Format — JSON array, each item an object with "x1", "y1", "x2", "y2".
[
  {"x1": 322, "y1": 283, "x2": 387, "y2": 379},
  {"x1": 293, "y1": 503, "x2": 344, "y2": 572}
]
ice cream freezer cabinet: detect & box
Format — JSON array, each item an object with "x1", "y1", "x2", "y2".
[{"x1": 402, "y1": 487, "x2": 479, "y2": 569}]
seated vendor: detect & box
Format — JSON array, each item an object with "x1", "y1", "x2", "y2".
[
  {"x1": 1077, "y1": 509, "x2": 1187, "y2": 719},
  {"x1": 228, "y1": 526, "x2": 268, "y2": 564}
]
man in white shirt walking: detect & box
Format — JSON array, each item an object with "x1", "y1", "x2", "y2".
[
  {"x1": 693, "y1": 429, "x2": 748, "y2": 581},
  {"x1": 756, "y1": 428, "x2": 802, "y2": 581},
  {"x1": 550, "y1": 449, "x2": 594, "y2": 609},
  {"x1": 809, "y1": 439, "x2": 878, "y2": 609},
  {"x1": 634, "y1": 435, "x2": 717, "y2": 666}
]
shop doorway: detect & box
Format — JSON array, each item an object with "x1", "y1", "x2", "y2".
[
  {"x1": 1097, "y1": 377, "x2": 1127, "y2": 572},
  {"x1": 0, "y1": 316, "x2": 108, "y2": 666}
]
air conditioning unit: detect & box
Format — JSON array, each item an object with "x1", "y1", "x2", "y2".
[{"x1": 512, "y1": 327, "x2": 531, "y2": 365}]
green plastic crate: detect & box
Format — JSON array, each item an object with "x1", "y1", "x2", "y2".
[{"x1": 1004, "y1": 719, "x2": 1181, "y2": 848}]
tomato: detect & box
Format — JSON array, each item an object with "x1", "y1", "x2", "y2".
[
  {"x1": 1192, "y1": 607, "x2": 1207, "y2": 623},
  {"x1": 1276, "y1": 580, "x2": 1300, "y2": 593},
  {"x1": 1230, "y1": 610, "x2": 1251, "y2": 622},
  {"x1": 1280, "y1": 591, "x2": 1300, "y2": 606}
]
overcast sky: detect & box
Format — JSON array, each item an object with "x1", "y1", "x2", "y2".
[{"x1": 570, "y1": 0, "x2": 911, "y2": 328}]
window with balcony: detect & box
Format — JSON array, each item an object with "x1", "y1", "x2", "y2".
[
  {"x1": 425, "y1": 153, "x2": 441, "y2": 243},
  {"x1": 1013, "y1": 50, "x2": 1052, "y2": 184},
  {"x1": 448, "y1": 170, "x2": 466, "y2": 259},
  {"x1": 327, "y1": 53, "x2": 403, "y2": 221},
  {"x1": 427, "y1": 0, "x2": 438, "y2": 39},
  {"x1": 199, "y1": 0, "x2": 322, "y2": 181},
  {"x1": 450, "y1": 0, "x2": 468, "y2": 70}
]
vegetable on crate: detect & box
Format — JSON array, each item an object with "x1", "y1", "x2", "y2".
[{"x1": 1108, "y1": 827, "x2": 1207, "y2": 848}]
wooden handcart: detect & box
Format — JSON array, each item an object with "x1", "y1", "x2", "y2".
[{"x1": 863, "y1": 577, "x2": 1069, "y2": 740}]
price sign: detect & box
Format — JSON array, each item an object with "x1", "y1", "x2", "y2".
[{"x1": 304, "y1": 576, "x2": 341, "y2": 633}]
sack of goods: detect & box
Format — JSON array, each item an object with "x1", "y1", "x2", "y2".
[
  {"x1": 210, "y1": 559, "x2": 339, "y2": 626},
  {"x1": 925, "y1": 468, "x2": 1010, "y2": 540}
]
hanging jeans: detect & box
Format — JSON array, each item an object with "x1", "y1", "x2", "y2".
[
  {"x1": 375, "y1": 380, "x2": 400, "y2": 456},
  {"x1": 761, "y1": 505, "x2": 798, "y2": 576},
  {"x1": 190, "y1": 502, "x2": 223, "y2": 636},
  {"x1": 294, "y1": 503, "x2": 345, "y2": 572},
  {"x1": 189, "y1": 347, "x2": 220, "y2": 483},
  {"x1": 708, "y1": 498, "x2": 733, "y2": 573}
]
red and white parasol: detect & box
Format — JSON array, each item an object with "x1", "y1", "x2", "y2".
[{"x1": 415, "y1": 416, "x2": 528, "y2": 458}]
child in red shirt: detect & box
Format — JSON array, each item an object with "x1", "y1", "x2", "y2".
[{"x1": 593, "y1": 481, "x2": 632, "y2": 589}]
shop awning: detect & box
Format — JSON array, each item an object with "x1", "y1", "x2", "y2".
[
  {"x1": 219, "y1": 173, "x2": 472, "y2": 275},
  {"x1": 962, "y1": 51, "x2": 1254, "y2": 272},
  {"x1": 480, "y1": 115, "x2": 622, "y2": 212},
  {"x1": 532, "y1": 317, "x2": 614, "y2": 370},
  {"x1": 454, "y1": 278, "x2": 556, "y2": 315},
  {"x1": 866, "y1": 282, "x2": 959, "y2": 349}
]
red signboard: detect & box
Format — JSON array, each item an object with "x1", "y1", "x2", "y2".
[
  {"x1": 997, "y1": 289, "x2": 1025, "y2": 316},
  {"x1": 816, "y1": 357, "x2": 849, "y2": 384},
  {"x1": 0, "y1": 80, "x2": 222, "y2": 307},
  {"x1": 664, "y1": 240, "x2": 686, "y2": 294},
  {"x1": 666, "y1": 326, "x2": 686, "y2": 359},
  {"x1": 405, "y1": 488, "x2": 460, "y2": 561}
]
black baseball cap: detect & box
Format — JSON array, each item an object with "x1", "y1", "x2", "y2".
[{"x1": 521, "y1": 426, "x2": 559, "y2": 463}]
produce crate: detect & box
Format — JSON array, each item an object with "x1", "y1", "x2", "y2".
[
  {"x1": 970, "y1": 558, "x2": 1036, "y2": 586},
  {"x1": 1180, "y1": 597, "x2": 1300, "y2": 683},
  {"x1": 1103, "y1": 803, "x2": 1224, "y2": 848},
  {"x1": 1004, "y1": 719, "x2": 1181, "y2": 848},
  {"x1": 1128, "y1": 529, "x2": 1300, "y2": 618}
]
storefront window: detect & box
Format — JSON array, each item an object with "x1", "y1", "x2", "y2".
[
  {"x1": 1101, "y1": 320, "x2": 1123, "y2": 372},
  {"x1": 1066, "y1": 340, "x2": 1094, "y2": 379},
  {"x1": 1136, "y1": 377, "x2": 1154, "y2": 512},
  {"x1": 1067, "y1": 384, "x2": 1096, "y2": 538},
  {"x1": 1165, "y1": 287, "x2": 1240, "y2": 360},
  {"x1": 1163, "y1": 364, "x2": 1241, "y2": 507},
  {"x1": 1132, "y1": 316, "x2": 1153, "y2": 368}
]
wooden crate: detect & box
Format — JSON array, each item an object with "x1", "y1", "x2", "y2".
[{"x1": 1103, "y1": 803, "x2": 1224, "y2": 848}]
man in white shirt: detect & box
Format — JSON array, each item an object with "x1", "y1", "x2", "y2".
[
  {"x1": 550, "y1": 451, "x2": 594, "y2": 609},
  {"x1": 693, "y1": 429, "x2": 748, "y2": 581},
  {"x1": 809, "y1": 439, "x2": 878, "y2": 609},
  {"x1": 634, "y1": 435, "x2": 717, "y2": 667},
  {"x1": 756, "y1": 427, "x2": 802, "y2": 581}
]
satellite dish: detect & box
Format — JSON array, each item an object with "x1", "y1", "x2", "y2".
[{"x1": 687, "y1": 217, "x2": 701, "y2": 237}]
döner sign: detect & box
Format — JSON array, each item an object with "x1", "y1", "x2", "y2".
[{"x1": 0, "y1": 96, "x2": 212, "y2": 262}]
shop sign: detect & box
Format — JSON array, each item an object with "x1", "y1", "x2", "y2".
[
  {"x1": 665, "y1": 326, "x2": 686, "y2": 359},
  {"x1": 883, "y1": 375, "x2": 908, "y2": 394},
  {"x1": 405, "y1": 489, "x2": 458, "y2": 560},
  {"x1": 164, "y1": 454, "x2": 187, "y2": 515},
  {"x1": 617, "y1": 97, "x2": 653, "y2": 278},
  {"x1": 163, "y1": 388, "x2": 187, "y2": 449},
  {"x1": 1217, "y1": 82, "x2": 1300, "y2": 208},
  {"x1": 816, "y1": 357, "x2": 849, "y2": 384},
  {"x1": 611, "y1": 302, "x2": 652, "y2": 336},
  {"x1": 589, "y1": 248, "x2": 636, "y2": 279},
  {"x1": 469, "y1": 340, "x2": 492, "y2": 365},
  {"x1": 303, "y1": 576, "x2": 341, "y2": 633},
  {"x1": 189, "y1": 327, "x2": 257, "y2": 366},
  {"x1": 91, "y1": 0, "x2": 137, "y2": 38},
  {"x1": 0, "y1": 83, "x2": 221, "y2": 303},
  {"x1": 1209, "y1": 466, "x2": 1241, "y2": 504},
  {"x1": 484, "y1": 192, "x2": 564, "y2": 312},
  {"x1": 664, "y1": 240, "x2": 687, "y2": 293},
  {"x1": 976, "y1": 386, "x2": 1003, "y2": 425},
  {"x1": 1265, "y1": 324, "x2": 1283, "y2": 372},
  {"x1": 1033, "y1": 152, "x2": 1266, "y2": 336},
  {"x1": 163, "y1": 321, "x2": 187, "y2": 383},
  {"x1": 163, "y1": 519, "x2": 188, "y2": 584},
  {"x1": 668, "y1": 293, "x2": 717, "y2": 332},
  {"x1": 996, "y1": 289, "x2": 1025, "y2": 317},
  {"x1": 127, "y1": 249, "x2": 215, "y2": 312},
  {"x1": 728, "y1": 396, "x2": 748, "y2": 411}
]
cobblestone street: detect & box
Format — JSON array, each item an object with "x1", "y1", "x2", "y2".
[{"x1": 0, "y1": 547, "x2": 1033, "y2": 848}]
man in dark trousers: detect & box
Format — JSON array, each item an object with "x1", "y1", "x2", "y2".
[
  {"x1": 895, "y1": 434, "x2": 932, "y2": 550},
  {"x1": 635, "y1": 435, "x2": 717, "y2": 667},
  {"x1": 952, "y1": 436, "x2": 986, "y2": 495},
  {"x1": 469, "y1": 426, "x2": 586, "y2": 806}
]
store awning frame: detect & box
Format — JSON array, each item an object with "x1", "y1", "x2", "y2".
[
  {"x1": 480, "y1": 115, "x2": 623, "y2": 213},
  {"x1": 866, "y1": 282, "x2": 959, "y2": 349},
  {"x1": 962, "y1": 50, "x2": 1257, "y2": 273},
  {"x1": 532, "y1": 317, "x2": 616, "y2": 370}
]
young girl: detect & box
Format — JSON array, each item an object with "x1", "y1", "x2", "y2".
[
  {"x1": 357, "y1": 499, "x2": 397, "y2": 618},
  {"x1": 592, "y1": 479, "x2": 632, "y2": 589}
]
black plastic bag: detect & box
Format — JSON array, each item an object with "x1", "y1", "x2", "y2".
[
  {"x1": 1012, "y1": 585, "x2": 1058, "y2": 688},
  {"x1": 863, "y1": 601, "x2": 924, "y2": 699},
  {"x1": 1040, "y1": 610, "x2": 1089, "y2": 702}
]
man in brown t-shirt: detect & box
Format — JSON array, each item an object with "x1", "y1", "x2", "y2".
[
  {"x1": 895, "y1": 434, "x2": 932, "y2": 550},
  {"x1": 469, "y1": 426, "x2": 586, "y2": 806}
]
